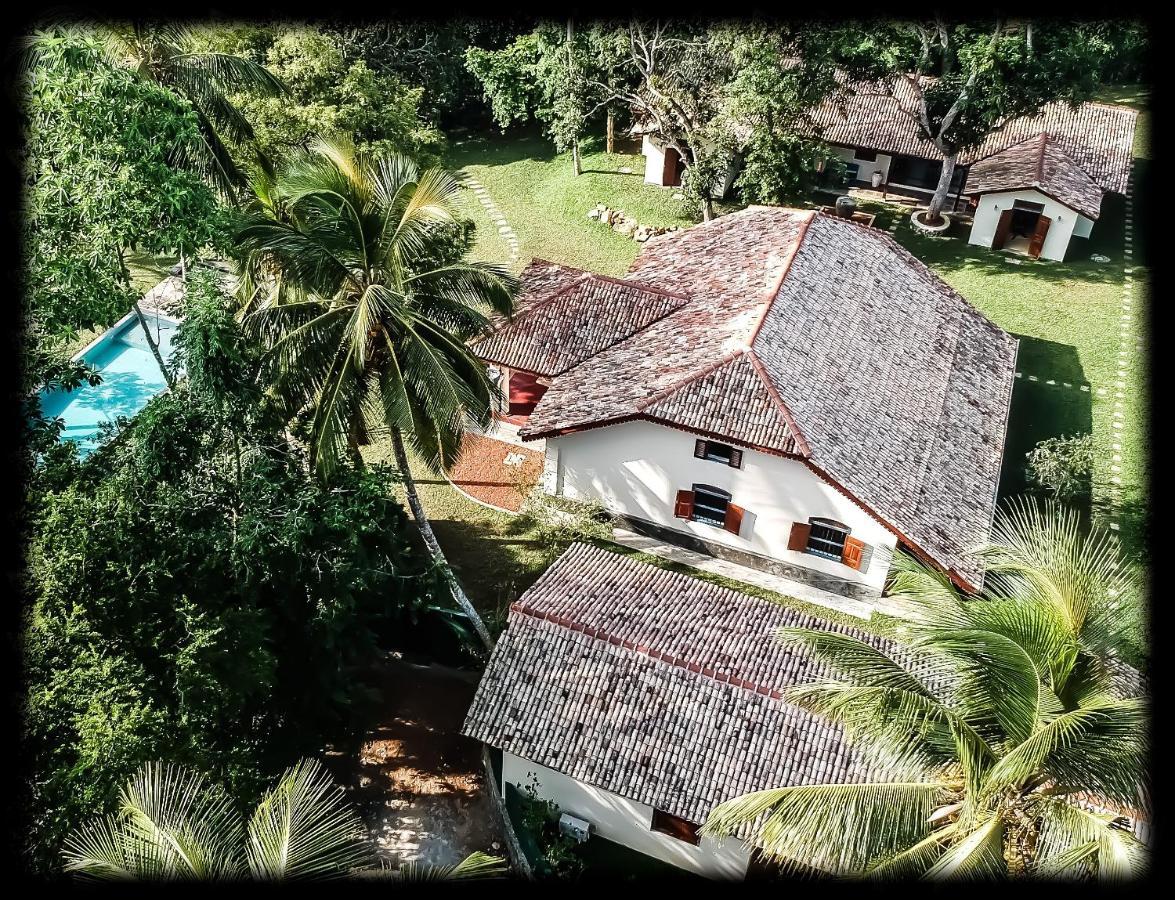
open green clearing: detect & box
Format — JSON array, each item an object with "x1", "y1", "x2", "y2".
[{"x1": 446, "y1": 117, "x2": 1149, "y2": 561}]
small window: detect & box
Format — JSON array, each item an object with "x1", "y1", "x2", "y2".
[
  {"x1": 855, "y1": 148, "x2": 878, "y2": 162},
  {"x1": 694, "y1": 439, "x2": 743, "y2": 468},
  {"x1": 806, "y1": 517, "x2": 850, "y2": 560},
  {"x1": 651, "y1": 809, "x2": 701, "y2": 845},
  {"x1": 844, "y1": 162, "x2": 860, "y2": 183},
  {"x1": 1013, "y1": 199, "x2": 1045, "y2": 213},
  {"x1": 690, "y1": 483, "x2": 730, "y2": 528}
]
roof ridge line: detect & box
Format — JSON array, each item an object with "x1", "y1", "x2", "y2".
[
  {"x1": 471, "y1": 271, "x2": 594, "y2": 355},
  {"x1": 633, "y1": 349, "x2": 746, "y2": 413},
  {"x1": 585, "y1": 271, "x2": 692, "y2": 301},
  {"x1": 746, "y1": 349, "x2": 813, "y2": 458},
  {"x1": 508, "y1": 597, "x2": 787, "y2": 701},
  {"x1": 746, "y1": 208, "x2": 815, "y2": 348}
]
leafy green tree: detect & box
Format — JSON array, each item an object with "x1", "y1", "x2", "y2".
[
  {"x1": 466, "y1": 21, "x2": 600, "y2": 176},
  {"x1": 233, "y1": 138, "x2": 516, "y2": 649},
  {"x1": 705, "y1": 498, "x2": 1148, "y2": 880},
  {"x1": 63, "y1": 758, "x2": 505, "y2": 881},
  {"x1": 1027, "y1": 434, "x2": 1097, "y2": 501},
  {"x1": 217, "y1": 25, "x2": 444, "y2": 168},
  {"x1": 91, "y1": 22, "x2": 284, "y2": 196},
  {"x1": 824, "y1": 18, "x2": 1107, "y2": 224},
  {"x1": 22, "y1": 32, "x2": 225, "y2": 344}
]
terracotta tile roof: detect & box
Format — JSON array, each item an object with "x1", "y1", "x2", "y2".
[
  {"x1": 470, "y1": 272, "x2": 691, "y2": 377},
  {"x1": 509, "y1": 207, "x2": 1015, "y2": 588},
  {"x1": 811, "y1": 76, "x2": 1136, "y2": 194},
  {"x1": 462, "y1": 543, "x2": 940, "y2": 830},
  {"x1": 965, "y1": 133, "x2": 1105, "y2": 219}
]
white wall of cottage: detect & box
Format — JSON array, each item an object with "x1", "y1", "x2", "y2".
[
  {"x1": 540, "y1": 419, "x2": 896, "y2": 592},
  {"x1": 968, "y1": 188, "x2": 1090, "y2": 261},
  {"x1": 502, "y1": 752, "x2": 752, "y2": 880},
  {"x1": 830, "y1": 144, "x2": 893, "y2": 185}
]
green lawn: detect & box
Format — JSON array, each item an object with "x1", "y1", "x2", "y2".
[
  {"x1": 447, "y1": 130, "x2": 708, "y2": 276},
  {"x1": 446, "y1": 115, "x2": 1148, "y2": 560}
]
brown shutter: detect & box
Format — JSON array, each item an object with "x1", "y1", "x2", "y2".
[
  {"x1": 842, "y1": 536, "x2": 866, "y2": 570},
  {"x1": 674, "y1": 489, "x2": 694, "y2": 519},
  {"x1": 1028, "y1": 215, "x2": 1052, "y2": 259},
  {"x1": 788, "y1": 522, "x2": 810, "y2": 551},
  {"x1": 723, "y1": 503, "x2": 744, "y2": 535},
  {"x1": 694, "y1": 439, "x2": 708, "y2": 459},
  {"x1": 992, "y1": 208, "x2": 1014, "y2": 249},
  {"x1": 728, "y1": 448, "x2": 743, "y2": 469}
]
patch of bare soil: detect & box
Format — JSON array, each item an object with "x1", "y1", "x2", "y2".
[{"x1": 324, "y1": 656, "x2": 504, "y2": 870}]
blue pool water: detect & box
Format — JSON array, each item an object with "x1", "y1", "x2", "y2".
[{"x1": 39, "y1": 312, "x2": 180, "y2": 456}]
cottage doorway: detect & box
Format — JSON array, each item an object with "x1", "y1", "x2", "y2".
[
  {"x1": 663, "y1": 146, "x2": 684, "y2": 187},
  {"x1": 994, "y1": 200, "x2": 1052, "y2": 259}
]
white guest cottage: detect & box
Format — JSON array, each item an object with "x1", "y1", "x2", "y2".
[{"x1": 472, "y1": 206, "x2": 1018, "y2": 599}]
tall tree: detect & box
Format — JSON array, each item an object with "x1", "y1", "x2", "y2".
[
  {"x1": 705, "y1": 499, "x2": 1148, "y2": 879},
  {"x1": 465, "y1": 22, "x2": 597, "y2": 177},
  {"x1": 825, "y1": 19, "x2": 1105, "y2": 224},
  {"x1": 95, "y1": 22, "x2": 284, "y2": 196},
  {"x1": 234, "y1": 138, "x2": 517, "y2": 650}
]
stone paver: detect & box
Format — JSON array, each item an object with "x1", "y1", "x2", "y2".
[{"x1": 461, "y1": 175, "x2": 519, "y2": 263}]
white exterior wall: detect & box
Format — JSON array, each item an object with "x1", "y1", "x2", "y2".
[
  {"x1": 544, "y1": 420, "x2": 897, "y2": 592},
  {"x1": 968, "y1": 189, "x2": 1082, "y2": 262},
  {"x1": 1072, "y1": 214, "x2": 1095, "y2": 239},
  {"x1": 503, "y1": 752, "x2": 752, "y2": 880},
  {"x1": 642, "y1": 135, "x2": 667, "y2": 186},
  {"x1": 830, "y1": 144, "x2": 893, "y2": 185}
]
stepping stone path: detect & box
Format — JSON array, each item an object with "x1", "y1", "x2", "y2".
[
  {"x1": 460, "y1": 175, "x2": 519, "y2": 264},
  {"x1": 1105, "y1": 175, "x2": 1139, "y2": 534}
]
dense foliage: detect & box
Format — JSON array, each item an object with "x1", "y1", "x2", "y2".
[
  {"x1": 22, "y1": 275, "x2": 436, "y2": 873},
  {"x1": 22, "y1": 33, "x2": 225, "y2": 344},
  {"x1": 707, "y1": 500, "x2": 1148, "y2": 879},
  {"x1": 1027, "y1": 434, "x2": 1097, "y2": 501},
  {"x1": 198, "y1": 24, "x2": 445, "y2": 167}
]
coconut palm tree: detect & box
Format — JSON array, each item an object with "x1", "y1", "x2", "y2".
[
  {"x1": 704, "y1": 498, "x2": 1149, "y2": 881},
  {"x1": 63, "y1": 758, "x2": 506, "y2": 881},
  {"x1": 234, "y1": 138, "x2": 517, "y2": 650}
]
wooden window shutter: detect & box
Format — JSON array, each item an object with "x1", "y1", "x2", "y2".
[
  {"x1": 841, "y1": 536, "x2": 866, "y2": 570},
  {"x1": 728, "y1": 448, "x2": 743, "y2": 469},
  {"x1": 723, "y1": 503, "x2": 744, "y2": 535},
  {"x1": 694, "y1": 439, "x2": 708, "y2": 459},
  {"x1": 1028, "y1": 215, "x2": 1052, "y2": 259},
  {"x1": 788, "y1": 522, "x2": 810, "y2": 551},
  {"x1": 674, "y1": 489, "x2": 695, "y2": 519}
]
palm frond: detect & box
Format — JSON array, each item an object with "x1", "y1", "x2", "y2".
[
  {"x1": 704, "y1": 781, "x2": 949, "y2": 875},
  {"x1": 922, "y1": 814, "x2": 1005, "y2": 880},
  {"x1": 245, "y1": 758, "x2": 372, "y2": 881}
]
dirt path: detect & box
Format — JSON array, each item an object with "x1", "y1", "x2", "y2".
[{"x1": 325, "y1": 656, "x2": 503, "y2": 870}]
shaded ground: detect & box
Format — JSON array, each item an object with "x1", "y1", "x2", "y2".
[{"x1": 324, "y1": 656, "x2": 504, "y2": 870}]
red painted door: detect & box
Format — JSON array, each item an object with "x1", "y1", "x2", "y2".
[{"x1": 507, "y1": 370, "x2": 547, "y2": 418}]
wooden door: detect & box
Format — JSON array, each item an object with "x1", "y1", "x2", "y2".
[
  {"x1": 992, "y1": 208, "x2": 1014, "y2": 250},
  {"x1": 1028, "y1": 215, "x2": 1052, "y2": 259}
]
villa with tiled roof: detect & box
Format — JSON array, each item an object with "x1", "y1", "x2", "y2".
[{"x1": 473, "y1": 206, "x2": 1018, "y2": 600}]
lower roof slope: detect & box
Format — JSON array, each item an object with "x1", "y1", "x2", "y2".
[{"x1": 462, "y1": 543, "x2": 936, "y2": 830}]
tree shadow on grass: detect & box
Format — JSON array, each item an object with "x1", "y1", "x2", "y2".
[{"x1": 999, "y1": 336, "x2": 1092, "y2": 518}]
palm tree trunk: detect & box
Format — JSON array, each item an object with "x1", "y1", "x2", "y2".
[
  {"x1": 606, "y1": 108, "x2": 615, "y2": 154},
  {"x1": 132, "y1": 300, "x2": 175, "y2": 390},
  {"x1": 391, "y1": 429, "x2": 494, "y2": 652},
  {"x1": 567, "y1": 20, "x2": 581, "y2": 177},
  {"x1": 701, "y1": 196, "x2": 714, "y2": 223},
  {"x1": 925, "y1": 152, "x2": 958, "y2": 225}
]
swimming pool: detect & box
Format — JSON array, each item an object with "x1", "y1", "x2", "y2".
[{"x1": 38, "y1": 310, "x2": 180, "y2": 456}]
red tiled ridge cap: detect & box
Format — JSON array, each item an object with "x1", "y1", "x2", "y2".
[
  {"x1": 507, "y1": 598, "x2": 787, "y2": 701},
  {"x1": 746, "y1": 207, "x2": 815, "y2": 347}
]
